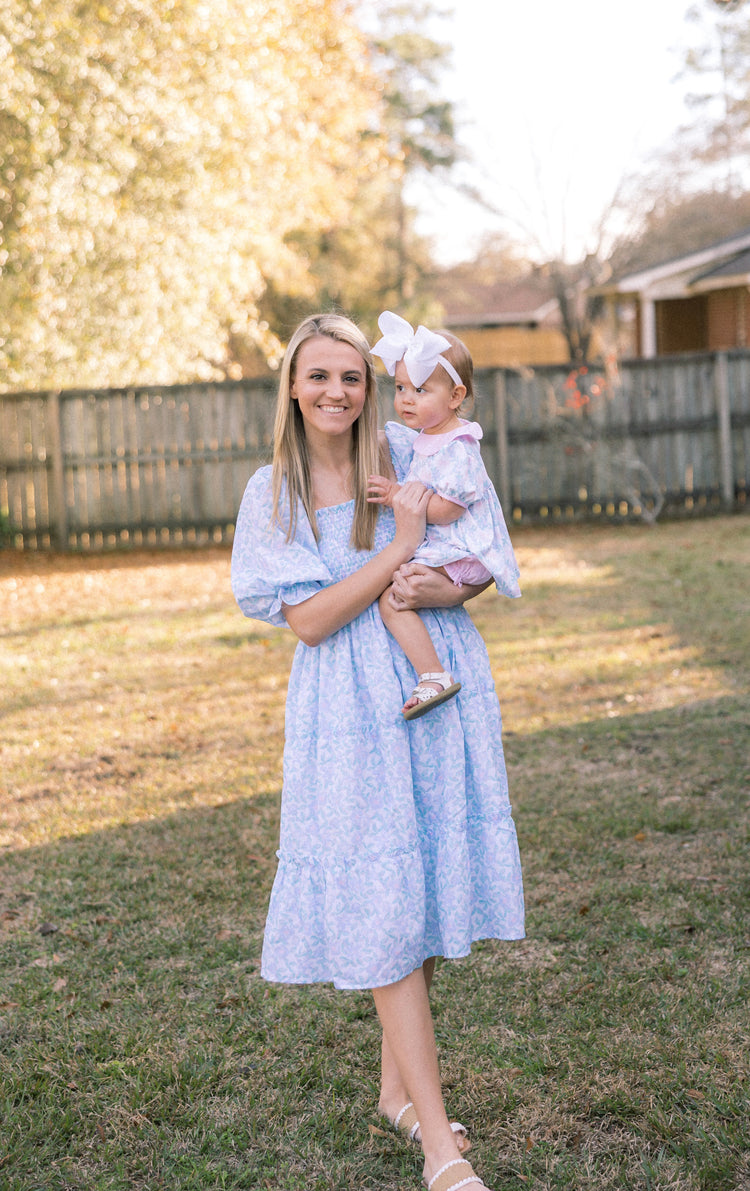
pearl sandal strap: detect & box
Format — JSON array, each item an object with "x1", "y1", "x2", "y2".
[{"x1": 427, "y1": 1158, "x2": 484, "y2": 1191}]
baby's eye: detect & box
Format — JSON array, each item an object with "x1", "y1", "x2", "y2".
[{"x1": 415, "y1": 386, "x2": 425, "y2": 394}]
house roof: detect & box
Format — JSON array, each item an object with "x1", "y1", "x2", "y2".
[
  {"x1": 436, "y1": 271, "x2": 560, "y2": 329},
  {"x1": 601, "y1": 226, "x2": 750, "y2": 299}
]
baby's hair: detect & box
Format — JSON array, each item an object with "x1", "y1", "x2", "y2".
[{"x1": 436, "y1": 330, "x2": 474, "y2": 412}]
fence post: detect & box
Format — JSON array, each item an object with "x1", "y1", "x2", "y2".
[
  {"x1": 46, "y1": 390, "x2": 68, "y2": 550},
  {"x1": 493, "y1": 369, "x2": 511, "y2": 515},
  {"x1": 714, "y1": 353, "x2": 734, "y2": 509}
]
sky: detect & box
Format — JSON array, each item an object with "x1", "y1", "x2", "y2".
[{"x1": 412, "y1": 0, "x2": 712, "y2": 264}]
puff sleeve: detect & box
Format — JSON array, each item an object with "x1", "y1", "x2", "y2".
[
  {"x1": 383, "y1": 421, "x2": 418, "y2": 483},
  {"x1": 420, "y1": 437, "x2": 486, "y2": 507},
  {"x1": 231, "y1": 466, "x2": 333, "y2": 627}
]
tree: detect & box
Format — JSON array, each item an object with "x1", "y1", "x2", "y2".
[
  {"x1": 238, "y1": 0, "x2": 462, "y2": 361},
  {"x1": 664, "y1": 0, "x2": 750, "y2": 195},
  {"x1": 0, "y1": 0, "x2": 384, "y2": 390},
  {"x1": 370, "y1": 2, "x2": 460, "y2": 307},
  {"x1": 608, "y1": 187, "x2": 750, "y2": 277}
]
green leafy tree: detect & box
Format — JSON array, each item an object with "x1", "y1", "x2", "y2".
[
  {"x1": 0, "y1": 0, "x2": 383, "y2": 389},
  {"x1": 246, "y1": 1, "x2": 461, "y2": 357}
]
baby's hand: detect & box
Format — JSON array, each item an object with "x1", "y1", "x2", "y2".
[{"x1": 367, "y1": 474, "x2": 400, "y2": 506}]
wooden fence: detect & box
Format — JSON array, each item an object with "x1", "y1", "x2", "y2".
[{"x1": 1, "y1": 351, "x2": 748, "y2": 551}]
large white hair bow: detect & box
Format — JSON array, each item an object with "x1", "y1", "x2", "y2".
[{"x1": 371, "y1": 311, "x2": 462, "y2": 388}]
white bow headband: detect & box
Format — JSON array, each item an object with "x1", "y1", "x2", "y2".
[{"x1": 371, "y1": 311, "x2": 463, "y2": 388}]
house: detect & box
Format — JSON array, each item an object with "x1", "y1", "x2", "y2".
[
  {"x1": 598, "y1": 226, "x2": 750, "y2": 358},
  {"x1": 433, "y1": 267, "x2": 570, "y2": 368}
]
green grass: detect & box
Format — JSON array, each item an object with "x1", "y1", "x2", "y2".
[{"x1": 1, "y1": 515, "x2": 749, "y2": 1190}]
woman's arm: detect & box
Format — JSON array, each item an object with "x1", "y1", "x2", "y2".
[
  {"x1": 282, "y1": 483, "x2": 430, "y2": 647},
  {"x1": 388, "y1": 562, "x2": 492, "y2": 611}
]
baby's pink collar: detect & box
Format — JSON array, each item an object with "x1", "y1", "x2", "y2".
[{"x1": 412, "y1": 419, "x2": 483, "y2": 456}]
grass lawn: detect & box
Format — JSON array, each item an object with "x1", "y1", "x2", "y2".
[{"x1": 1, "y1": 514, "x2": 748, "y2": 1191}]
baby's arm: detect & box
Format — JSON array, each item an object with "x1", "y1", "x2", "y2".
[{"x1": 368, "y1": 474, "x2": 464, "y2": 526}]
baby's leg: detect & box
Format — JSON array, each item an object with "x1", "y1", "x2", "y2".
[
  {"x1": 379, "y1": 586, "x2": 451, "y2": 713},
  {"x1": 379, "y1": 587, "x2": 444, "y2": 677}
]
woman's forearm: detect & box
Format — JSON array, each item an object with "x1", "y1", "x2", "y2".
[{"x1": 282, "y1": 541, "x2": 413, "y2": 646}]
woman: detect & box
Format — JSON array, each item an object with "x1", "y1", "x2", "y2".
[{"x1": 231, "y1": 313, "x2": 524, "y2": 1191}]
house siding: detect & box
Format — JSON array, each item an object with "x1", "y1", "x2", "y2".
[
  {"x1": 449, "y1": 325, "x2": 569, "y2": 368},
  {"x1": 706, "y1": 286, "x2": 750, "y2": 349}
]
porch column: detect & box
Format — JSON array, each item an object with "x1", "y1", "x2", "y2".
[{"x1": 641, "y1": 295, "x2": 657, "y2": 358}]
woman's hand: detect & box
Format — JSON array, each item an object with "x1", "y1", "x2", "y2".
[
  {"x1": 388, "y1": 562, "x2": 491, "y2": 610},
  {"x1": 390, "y1": 482, "x2": 430, "y2": 558}
]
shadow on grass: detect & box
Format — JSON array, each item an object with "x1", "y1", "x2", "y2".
[{"x1": 1, "y1": 691, "x2": 748, "y2": 1190}]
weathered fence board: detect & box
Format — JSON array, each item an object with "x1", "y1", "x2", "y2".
[{"x1": 1, "y1": 353, "x2": 748, "y2": 551}]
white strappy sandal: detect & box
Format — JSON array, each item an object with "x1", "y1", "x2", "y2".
[
  {"x1": 387, "y1": 1101, "x2": 470, "y2": 1153},
  {"x1": 403, "y1": 672, "x2": 462, "y2": 721},
  {"x1": 426, "y1": 1157, "x2": 488, "y2": 1191}
]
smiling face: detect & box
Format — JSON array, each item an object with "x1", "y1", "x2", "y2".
[
  {"x1": 393, "y1": 359, "x2": 466, "y2": 435},
  {"x1": 291, "y1": 336, "x2": 368, "y2": 443}
]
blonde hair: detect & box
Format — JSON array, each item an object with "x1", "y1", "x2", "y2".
[
  {"x1": 271, "y1": 313, "x2": 383, "y2": 552},
  {"x1": 436, "y1": 330, "x2": 475, "y2": 412}
]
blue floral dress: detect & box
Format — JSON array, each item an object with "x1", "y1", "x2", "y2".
[{"x1": 230, "y1": 423, "x2": 525, "y2": 990}]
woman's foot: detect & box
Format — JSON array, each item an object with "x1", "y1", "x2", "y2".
[
  {"x1": 424, "y1": 1157, "x2": 488, "y2": 1191},
  {"x1": 378, "y1": 1096, "x2": 470, "y2": 1153}
]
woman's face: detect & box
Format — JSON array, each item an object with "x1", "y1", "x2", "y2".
[{"x1": 291, "y1": 337, "x2": 368, "y2": 441}]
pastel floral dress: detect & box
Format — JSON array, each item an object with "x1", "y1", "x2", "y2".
[
  {"x1": 400, "y1": 419, "x2": 521, "y2": 597},
  {"x1": 230, "y1": 422, "x2": 524, "y2": 990}
]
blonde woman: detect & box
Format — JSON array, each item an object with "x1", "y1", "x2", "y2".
[{"x1": 231, "y1": 313, "x2": 524, "y2": 1191}]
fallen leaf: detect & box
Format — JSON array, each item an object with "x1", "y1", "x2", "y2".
[
  {"x1": 39, "y1": 922, "x2": 58, "y2": 936},
  {"x1": 52, "y1": 977, "x2": 68, "y2": 993},
  {"x1": 368, "y1": 1124, "x2": 390, "y2": 1138},
  {"x1": 578, "y1": 903, "x2": 590, "y2": 916},
  {"x1": 633, "y1": 831, "x2": 647, "y2": 843}
]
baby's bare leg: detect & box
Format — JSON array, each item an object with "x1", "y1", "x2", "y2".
[{"x1": 379, "y1": 587, "x2": 445, "y2": 706}]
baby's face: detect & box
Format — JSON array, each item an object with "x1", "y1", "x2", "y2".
[{"x1": 394, "y1": 360, "x2": 463, "y2": 435}]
